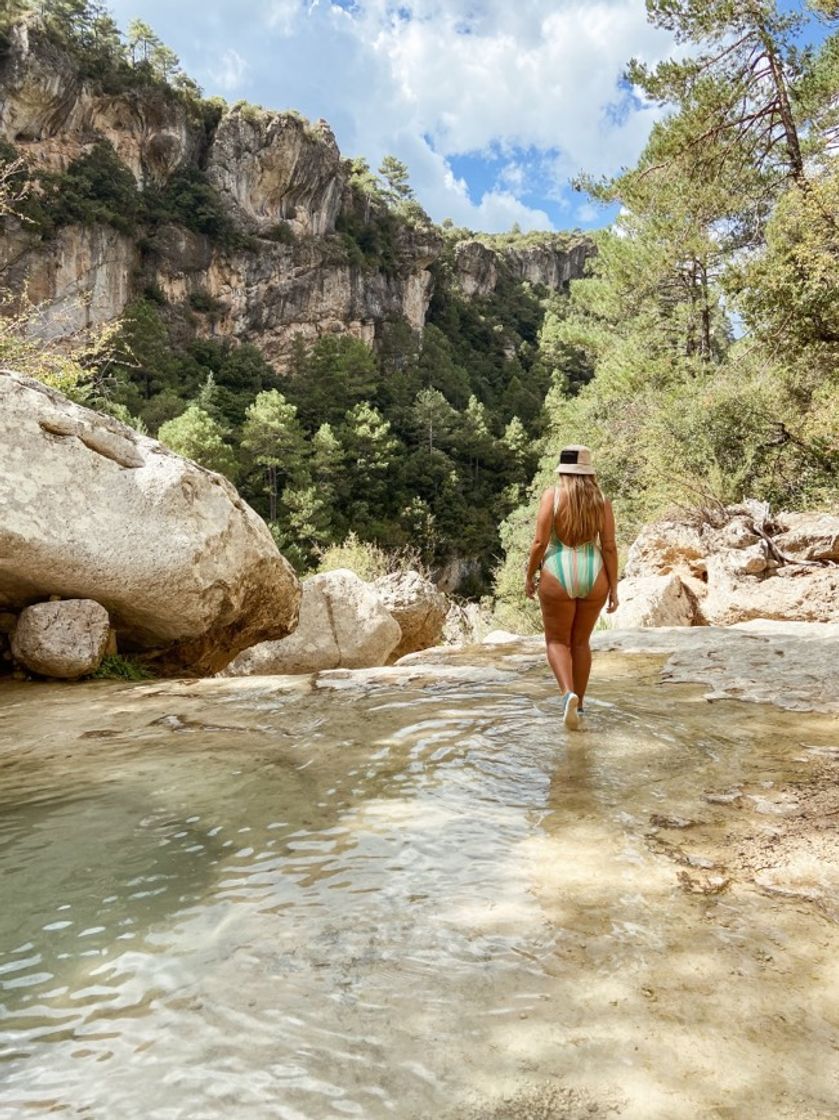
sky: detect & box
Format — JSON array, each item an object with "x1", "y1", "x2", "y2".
[{"x1": 103, "y1": 0, "x2": 827, "y2": 235}]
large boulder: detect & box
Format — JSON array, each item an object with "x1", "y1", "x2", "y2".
[
  {"x1": 11, "y1": 598, "x2": 110, "y2": 679},
  {"x1": 374, "y1": 570, "x2": 448, "y2": 661},
  {"x1": 227, "y1": 569, "x2": 402, "y2": 675},
  {"x1": 0, "y1": 370, "x2": 300, "y2": 676},
  {"x1": 609, "y1": 574, "x2": 698, "y2": 628}
]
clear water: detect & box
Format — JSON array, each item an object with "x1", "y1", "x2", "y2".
[{"x1": 0, "y1": 647, "x2": 837, "y2": 1120}]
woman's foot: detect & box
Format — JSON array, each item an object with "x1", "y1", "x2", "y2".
[{"x1": 560, "y1": 691, "x2": 580, "y2": 730}]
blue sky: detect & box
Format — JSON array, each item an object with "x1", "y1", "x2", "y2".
[{"x1": 105, "y1": 0, "x2": 830, "y2": 234}]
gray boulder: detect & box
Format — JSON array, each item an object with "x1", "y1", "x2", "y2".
[
  {"x1": 374, "y1": 570, "x2": 449, "y2": 661},
  {"x1": 11, "y1": 599, "x2": 110, "y2": 679},
  {"x1": 227, "y1": 569, "x2": 402, "y2": 675}
]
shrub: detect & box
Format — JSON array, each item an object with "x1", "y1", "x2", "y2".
[
  {"x1": 188, "y1": 289, "x2": 222, "y2": 314},
  {"x1": 316, "y1": 532, "x2": 391, "y2": 582},
  {"x1": 316, "y1": 533, "x2": 431, "y2": 583},
  {"x1": 143, "y1": 281, "x2": 167, "y2": 305},
  {"x1": 89, "y1": 654, "x2": 154, "y2": 681},
  {"x1": 261, "y1": 221, "x2": 296, "y2": 245},
  {"x1": 140, "y1": 167, "x2": 235, "y2": 243},
  {"x1": 32, "y1": 140, "x2": 141, "y2": 236}
]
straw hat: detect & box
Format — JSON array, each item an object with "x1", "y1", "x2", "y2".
[{"x1": 554, "y1": 444, "x2": 595, "y2": 475}]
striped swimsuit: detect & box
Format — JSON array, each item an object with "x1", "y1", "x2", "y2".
[{"x1": 541, "y1": 487, "x2": 603, "y2": 598}]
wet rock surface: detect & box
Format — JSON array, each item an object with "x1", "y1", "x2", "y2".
[{"x1": 591, "y1": 621, "x2": 839, "y2": 713}]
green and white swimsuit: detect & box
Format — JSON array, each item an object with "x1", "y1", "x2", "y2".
[{"x1": 541, "y1": 487, "x2": 604, "y2": 598}]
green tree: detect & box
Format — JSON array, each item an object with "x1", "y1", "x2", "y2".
[
  {"x1": 38, "y1": 140, "x2": 139, "y2": 235},
  {"x1": 150, "y1": 41, "x2": 179, "y2": 82},
  {"x1": 378, "y1": 154, "x2": 414, "y2": 202},
  {"x1": 157, "y1": 404, "x2": 238, "y2": 478},
  {"x1": 612, "y1": 1, "x2": 839, "y2": 243},
  {"x1": 286, "y1": 334, "x2": 380, "y2": 429},
  {"x1": 126, "y1": 18, "x2": 159, "y2": 64},
  {"x1": 241, "y1": 390, "x2": 307, "y2": 522},
  {"x1": 411, "y1": 387, "x2": 458, "y2": 454},
  {"x1": 342, "y1": 401, "x2": 399, "y2": 535}
]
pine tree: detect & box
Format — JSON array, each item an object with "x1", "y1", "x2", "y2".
[
  {"x1": 126, "y1": 18, "x2": 159, "y2": 65},
  {"x1": 157, "y1": 405, "x2": 238, "y2": 479},
  {"x1": 241, "y1": 390, "x2": 307, "y2": 522},
  {"x1": 378, "y1": 155, "x2": 414, "y2": 202},
  {"x1": 151, "y1": 41, "x2": 180, "y2": 82},
  {"x1": 411, "y1": 388, "x2": 458, "y2": 454}
]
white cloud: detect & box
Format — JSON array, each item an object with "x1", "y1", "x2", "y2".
[
  {"x1": 215, "y1": 47, "x2": 249, "y2": 91},
  {"x1": 264, "y1": 0, "x2": 302, "y2": 35},
  {"x1": 344, "y1": 2, "x2": 672, "y2": 168},
  {"x1": 497, "y1": 161, "x2": 526, "y2": 195},
  {"x1": 301, "y1": 0, "x2": 675, "y2": 228},
  {"x1": 575, "y1": 200, "x2": 600, "y2": 224}
]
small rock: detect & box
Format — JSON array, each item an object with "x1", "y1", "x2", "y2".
[
  {"x1": 649, "y1": 814, "x2": 698, "y2": 829},
  {"x1": 482, "y1": 630, "x2": 523, "y2": 645},
  {"x1": 703, "y1": 788, "x2": 744, "y2": 805},
  {"x1": 11, "y1": 599, "x2": 110, "y2": 679}
]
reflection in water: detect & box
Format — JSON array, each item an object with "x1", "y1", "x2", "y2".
[{"x1": 0, "y1": 650, "x2": 837, "y2": 1120}]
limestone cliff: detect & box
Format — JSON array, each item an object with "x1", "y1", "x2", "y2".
[
  {"x1": 0, "y1": 17, "x2": 591, "y2": 367},
  {"x1": 453, "y1": 237, "x2": 592, "y2": 300}
]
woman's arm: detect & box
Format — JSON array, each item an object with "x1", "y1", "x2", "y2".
[
  {"x1": 601, "y1": 499, "x2": 619, "y2": 613},
  {"x1": 524, "y1": 489, "x2": 555, "y2": 599}
]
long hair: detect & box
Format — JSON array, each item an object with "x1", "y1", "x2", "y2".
[{"x1": 555, "y1": 474, "x2": 605, "y2": 546}]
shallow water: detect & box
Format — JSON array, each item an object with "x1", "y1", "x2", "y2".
[{"x1": 0, "y1": 647, "x2": 837, "y2": 1120}]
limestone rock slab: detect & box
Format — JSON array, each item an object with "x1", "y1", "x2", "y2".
[{"x1": 609, "y1": 573, "x2": 698, "y2": 628}]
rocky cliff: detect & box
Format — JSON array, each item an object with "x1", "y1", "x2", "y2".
[
  {"x1": 453, "y1": 237, "x2": 591, "y2": 300},
  {"x1": 0, "y1": 18, "x2": 591, "y2": 367}
]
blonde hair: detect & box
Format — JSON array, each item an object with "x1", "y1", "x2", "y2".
[{"x1": 554, "y1": 474, "x2": 605, "y2": 546}]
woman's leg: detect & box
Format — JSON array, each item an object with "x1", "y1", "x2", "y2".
[
  {"x1": 538, "y1": 568, "x2": 577, "y2": 694},
  {"x1": 570, "y1": 567, "x2": 609, "y2": 704}
]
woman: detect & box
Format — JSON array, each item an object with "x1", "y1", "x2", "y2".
[{"x1": 525, "y1": 445, "x2": 618, "y2": 730}]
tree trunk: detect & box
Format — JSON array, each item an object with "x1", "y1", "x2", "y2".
[
  {"x1": 267, "y1": 465, "x2": 277, "y2": 523},
  {"x1": 753, "y1": 17, "x2": 805, "y2": 185}
]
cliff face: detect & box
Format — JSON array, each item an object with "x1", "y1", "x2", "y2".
[
  {"x1": 147, "y1": 219, "x2": 439, "y2": 363},
  {"x1": 0, "y1": 20, "x2": 590, "y2": 367},
  {"x1": 0, "y1": 22, "x2": 197, "y2": 183},
  {"x1": 206, "y1": 107, "x2": 345, "y2": 238},
  {"x1": 453, "y1": 238, "x2": 592, "y2": 300}
]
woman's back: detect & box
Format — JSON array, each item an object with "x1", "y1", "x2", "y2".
[{"x1": 551, "y1": 475, "x2": 605, "y2": 547}]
